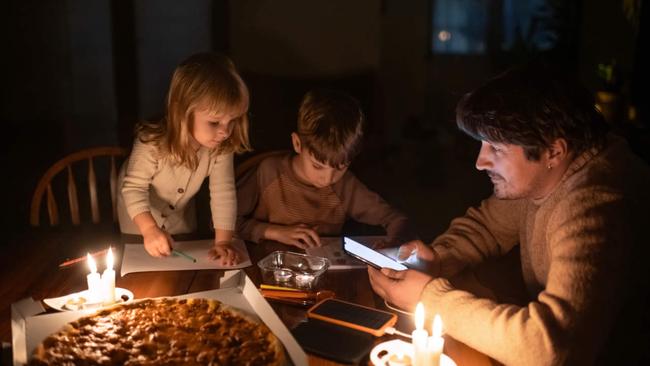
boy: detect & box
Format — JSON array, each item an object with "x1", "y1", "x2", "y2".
[{"x1": 236, "y1": 89, "x2": 414, "y2": 248}]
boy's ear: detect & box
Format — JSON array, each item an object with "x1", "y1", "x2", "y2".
[{"x1": 291, "y1": 132, "x2": 302, "y2": 154}]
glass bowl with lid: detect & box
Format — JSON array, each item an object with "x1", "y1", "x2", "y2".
[{"x1": 257, "y1": 251, "x2": 330, "y2": 290}]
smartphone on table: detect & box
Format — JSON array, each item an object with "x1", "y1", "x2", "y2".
[{"x1": 342, "y1": 236, "x2": 407, "y2": 271}]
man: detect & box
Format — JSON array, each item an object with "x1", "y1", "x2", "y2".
[{"x1": 369, "y1": 62, "x2": 650, "y2": 365}]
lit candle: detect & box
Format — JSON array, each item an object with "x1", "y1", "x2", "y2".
[
  {"x1": 101, "y1": 247, "x2": 116, "y2": 304},
  {"x1": 412, "y1": 302, "x2": 429, "y2": 366},
  {"x1": 428, "y1": 314, "x2": 445, "y2": 366},
  {"x1": 86, "y1": 253, "x2": 102, "y2": 303}
]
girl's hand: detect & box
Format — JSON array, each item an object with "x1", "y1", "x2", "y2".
[
  {"x1": 208, "y1": 241, "x2": 241, "y2": 266},
  {"x1": 142, "y1": 226, "x2": 173, "y2": 257},
  {"x1": 265, "y1": 224, "x2": 321, "y2": 249}
]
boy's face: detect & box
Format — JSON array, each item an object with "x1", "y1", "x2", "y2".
[
  {"x1": 190, "y1": 107, "x2": 238, "y2": 150},
  {"x1": 291, "y1": 133, "x2": 348, "y2": 188},
  {"x1": 475, "y1": 140, "x2": 550, "y2": 199}
]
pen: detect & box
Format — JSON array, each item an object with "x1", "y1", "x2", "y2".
[
  {"x1": 59, "y1": 249, "x2": 109, "y2": 268},
  {"x1": 259, "y1": 284, "x2": 301, "y2": 292},
  {"x1": 172, "y1": 249, "x2": 197, "y2": 263}
]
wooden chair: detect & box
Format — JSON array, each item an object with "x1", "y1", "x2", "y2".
[
  {"x1": 235, "y1": 150, "x2": 289, "y2": 180},
  {"x1": 30, "y1": 146, "x2": 128, "y2": 227}
]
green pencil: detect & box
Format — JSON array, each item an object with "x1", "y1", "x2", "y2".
[{"x1": 172, "y1": 249, "x2": 197, "y2": 263}]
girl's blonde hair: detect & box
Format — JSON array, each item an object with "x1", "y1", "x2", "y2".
[{"x1": 136, "y1": 53, "x2": 252, "y2": 169}]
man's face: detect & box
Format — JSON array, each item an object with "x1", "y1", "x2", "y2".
[
  {"x1": 190, "y1": 108, "x2": 238, "y2": 149},
  {"x1": 475, "y1": 140, "x2": 549, "y2": 199}
]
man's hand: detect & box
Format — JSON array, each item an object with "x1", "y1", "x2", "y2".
[
  {"x1": 208, "y1": 241, "x2": 241, "y2": 266},
  {"x1": 142, "y1": 226, "x2": 173, "y2": 257},
  {"x1": 397, "y1": 240, "x2": 436, "y2": 261},
  {"x1": 368, "y1": 266, "x2": 433, "y2": 311},
  {"x1": 265, "y1": 224, "x2": 321, "y2": 249},
  {"x1": 393, "y1": 240, "x2": 440, "y2": 275}
]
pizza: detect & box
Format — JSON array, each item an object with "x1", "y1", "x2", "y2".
[{"x1": 29, "y1": 297, "x2": 285, "y2": 365}]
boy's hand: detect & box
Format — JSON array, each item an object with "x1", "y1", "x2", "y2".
[
  {"x1": 265, "y1": 224, "x2": 321, "y2": 249},
  {"x1": 142, "y1": 226, "x2": 173, "y2": 257},
  {"x1": 208, "y1": 241, "x2": 241, "y2": 266}
]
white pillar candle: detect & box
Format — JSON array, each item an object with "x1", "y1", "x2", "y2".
[
  {"x1": 412, "y1": 303, "x2": 429, "y2": 366},
  {"x1": 101, "y1": 247, "x2": 116, "y2": 304},
  {"x1": 86, "y1": 253, "x2": 102, "y2": 303},
  {"x1": 427, "y1": 314, "x2": 445, "y2": 366}
]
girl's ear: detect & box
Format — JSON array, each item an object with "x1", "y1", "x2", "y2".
[{"x1": 291, "y1": 132, "x2": 302, "y2": 154}]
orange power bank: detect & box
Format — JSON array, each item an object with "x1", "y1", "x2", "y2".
[{"x1": 306, "y1": 298, "x2": 397, "y2": 337}]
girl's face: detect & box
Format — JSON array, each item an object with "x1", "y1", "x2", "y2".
[{"x1": 190, "y1": 107, "x2": 239, "y2": 150}]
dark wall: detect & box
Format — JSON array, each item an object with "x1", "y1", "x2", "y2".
[
  {"x1": 3, "y1": 0, "x2": 644, "y2": 241},
  {"x1": 2, "y1": 0, "x2": 227, "y2": 238}
]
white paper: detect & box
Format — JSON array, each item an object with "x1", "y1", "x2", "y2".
[
  {"x1": 120, "y1": 239, "x2": 252, "y2": 276},
  {"x1": 306, "y1": 236, "x2": 392, "y2": 270},
  {"x1": 14, "y1": 270, "x2": 306, "y2": 366}
]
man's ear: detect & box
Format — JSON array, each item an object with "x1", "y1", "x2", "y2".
[
  {"x1": 546, "y1": 138, "x2": 569, "y2": 167},
  {"x1": 291, "y1": 132, "x2": 302, "y2": 154}
]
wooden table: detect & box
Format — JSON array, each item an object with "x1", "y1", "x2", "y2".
[{"x1": 0, "y1": 227, "x2": 493, "y2": 365}]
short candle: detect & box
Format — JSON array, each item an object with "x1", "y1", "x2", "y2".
[
  {"x1": 273, "y1": 269, "x2": 293, "y2": 282},
  {"x1": 294, "y1": 273, "x2": 315, "y2": 288}
]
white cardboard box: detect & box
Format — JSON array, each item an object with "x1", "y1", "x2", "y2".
[{"x1": 11, "y1": 270, "x2": 308, "y2": 366}]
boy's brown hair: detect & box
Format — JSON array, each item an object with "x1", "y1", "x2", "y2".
[{"x1": 296, "y1": 89, "x2": 364, "y2": 169}]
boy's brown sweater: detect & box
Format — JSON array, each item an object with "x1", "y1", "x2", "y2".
[
  {"x1": 421, "y1": 136, "x2": 650, "y2": 365},
  {"x1": 236, "y1": 153, "x2": 412, "y2": 243}
]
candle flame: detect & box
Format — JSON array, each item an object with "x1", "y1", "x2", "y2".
[
  {"x1": 106, "y1": 247, "x2": 114, "y2": 270},
  {"x1": 415, "y1": 302, "x2": 424, "y2": 330},
  {"x1": 87, "y1": 253, "x2": 97, "y2": 273},
  {"x1": 433, "y1": 314, "x2": 443, "y2": 338}
]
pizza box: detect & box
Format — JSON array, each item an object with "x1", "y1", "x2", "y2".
[{"x1": 11, "y1": 270, "x2": 308, "y2": 366}]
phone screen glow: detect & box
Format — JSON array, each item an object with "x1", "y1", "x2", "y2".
[{"x1": 343, "y1": 237, "x2": 407, "y2": 271}]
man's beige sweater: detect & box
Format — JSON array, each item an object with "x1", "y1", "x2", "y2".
[{"x1": 421, "y1": 136, "x2": 650, "y2": 365}]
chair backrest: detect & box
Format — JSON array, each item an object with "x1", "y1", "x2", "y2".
[
  {"x1": 235, "y1": 150, "x2": 290, "y2": 180},
  {"x1": 30, "y1": 146, "x2": 128, "y2": 227}
]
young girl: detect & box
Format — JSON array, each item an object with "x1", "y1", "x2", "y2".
[{"x1": 117, "y1": 52, "x2": 251, "y2": 266}]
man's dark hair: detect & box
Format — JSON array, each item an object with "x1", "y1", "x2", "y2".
[{"x1": 456, "y1": 61, "x2": 609, "y2": 160}]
